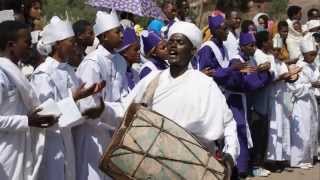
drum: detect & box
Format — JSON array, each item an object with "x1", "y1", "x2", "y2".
[{"x1": 100, "y1": 103, "x2": 226, "y2": 180}]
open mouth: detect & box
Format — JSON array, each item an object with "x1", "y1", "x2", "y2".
[{"x1": 169, "y1": 50, "x2": 178, "y2": 56}]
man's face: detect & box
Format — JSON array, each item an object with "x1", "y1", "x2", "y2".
[
  {"x1": 102, "y1": 26, "x2": 123, "y2": 49},
  {"x1": 229, "y1": 11, "x2": 241, "y2": 29},
  {"x1": 12, "y1": 29, "x2": 32, "y2": 63},
  {"x1": 303, "y1": 51, "x2": 317, "y2": 63},
  {"x1": 241, "y1": 42, "x2": 256, "y2": 57},
  {"x1": 167, "y1": 33, "x2": 194, "y2": 67},
  {"x1": 279, "y1": 26, "x2": 289, "y2": 39},
  {"x1": 153, "y1": 40, "x2": 168, "y2": 60},
  {"x1": 79, "y1": 25, "x2": 95, "y2": 47},
  {"x1": 163, "y1": 3, "x2": 177, "y2": 21},
  {"x1": 56, "y1": 37, "x2": 76, "y2": 61},
  {"x1": 214, "y1": 23, "x2": 229, "y2": 41}
]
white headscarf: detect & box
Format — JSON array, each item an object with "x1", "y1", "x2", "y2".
[
  {"x1": 300, "y1": 38, "x2": 317, "y2": 53},
  {"x1": 168, "y1": 22, "x2": 202, "y2": 49}
]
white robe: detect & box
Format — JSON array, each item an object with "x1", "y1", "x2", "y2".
[
  {"x1": 0, "y1": 57, "x2": 44, "y2": 180},
  {"x1": 119, "y1": 69, "x2": 240, "y2": 162},
  {"x1": 289, "y1": 60, "x2": 319, "y2": 166},
  {"x1": 31, "y1": 57, "x2": 80, "y2": 180},
  {"x1": 267, "y1": 59, "x2": 292, "y2": 161},
  {"x1": 223, "y1": 31, "x2": 239, "y2": 60},
  {"x1": 74, "y1": 45, "x2": 128, "y2": 180}
]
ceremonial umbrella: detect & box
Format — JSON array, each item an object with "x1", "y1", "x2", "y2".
[{"x1": 87, "y1": 0, "x2": 167, "y2": 20}]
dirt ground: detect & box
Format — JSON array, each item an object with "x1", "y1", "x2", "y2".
[{"x1": 252, "y1": 163, "x2": 320, "y2": 180}]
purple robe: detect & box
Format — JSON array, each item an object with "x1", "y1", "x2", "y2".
[
  {"x1": 192, "y1": 38, "x2": 237, "y2": 89},
  {"x1": 226, "y1": 57, "x2": 271, "y2": 173},
  {"x1": 193, "y1": 42, "x2": 272, "y2": 173}
]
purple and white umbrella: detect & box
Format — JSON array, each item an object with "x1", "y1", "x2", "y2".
[{"x1": 87, "y1": 0, "x2": 167, "y2": 20}]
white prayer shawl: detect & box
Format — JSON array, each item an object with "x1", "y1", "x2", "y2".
[
  {"x1": 266, "y1": 59, "x2": 292, "y2": 161},
  {"x1": 223, "y1": 31, "x2": 239, "y2": 60},
  {"x1": 0, "y1": 57, "x2": 45, "y2": 180},
  {"x1": 119, "y1": 69, "x2": 240, "y2": 162},
  {"x1": 288, "y1": 60, "x2": 319, "y2": 166},
  {"x1": 286, "y1": 19, "x2": 304, "y2": 60},
  {"x1": 74, "y1": 45, "x2": 128, "y2": 180},
  {"x1": 31, "y1": 56, "x2": 79, "y2": 180},
  {"x1": 201, "y1": 41, "x2": 230, "y2": 68}
]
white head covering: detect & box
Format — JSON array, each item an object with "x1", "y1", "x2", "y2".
[
  {"x1": 300, "y1": 38, "x2": 317, "y2": 53},
  {"x1": 37, "y1": 16, "x2": 74, "y2": 56},
  {"x1": 168, "y1": 22, "x2": 202, "y2": 49},
  {"x1": 0, "y1": 10, "x2": 14, "y2": 23},
  {"x1": 273, "y1": 34, "x2": 283, "y2": 48},
  {"x1": 41, "y1": 16, "x2": 74, "y2": 44},
  {"x1": 94, "y1": 11, "x2": 120, "y2": 36},
  {"x1": 307, "y1": 20, "x2": 320, "y2": 31},
  {"x1": 252, "y1": 12, "x2": 269, "y2": 27}
]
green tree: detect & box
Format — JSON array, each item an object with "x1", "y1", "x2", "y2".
[
  {"x1": 269, "y1": 0, "x2": 288, "y2": 20},
  {"x1": 42, "y1": 0, "x2": 96, "y2": 22}
]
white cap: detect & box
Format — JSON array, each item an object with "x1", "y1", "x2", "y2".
[
  {"x1": 168, "y1": 21, "x2": 203, "y2": 49},
  {"x1": 273, "y1": 34, "x2": 283, "y2": 49},
  {"x1": 300, "y1": 38, "x2": 317, "y2": 53},
  {"x1": 41, "y1": 16, "x2": 74, "y2": 44},
  {"x1": 307, "y1": 20, "x2": 320, "y2": 31},
  {"x1": 37, "y1": 16, "x2": 74, "y2": 55},
  {"x1": 94, "y1": 11, "x2": 120, "y2": 36}
]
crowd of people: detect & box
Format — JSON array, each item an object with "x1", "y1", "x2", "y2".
[{"x1": 0, "y1": 0, "x2": 319, "y2": 180}]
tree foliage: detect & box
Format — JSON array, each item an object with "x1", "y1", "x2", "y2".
[{"x1": 42, "y1": 0, "x2": 96, "y2": 22}]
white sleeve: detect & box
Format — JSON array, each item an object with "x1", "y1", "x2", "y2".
[
  {"x1": 0, "y1": 80, "x2": 29, "y2": 131},
  {"x1": 0, "y1": 115, "x2": 29, "y2": 131}
]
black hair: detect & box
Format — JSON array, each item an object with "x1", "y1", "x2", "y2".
[
  {"x1": 0, "y1": 20, "x2": 29, "y2": 51},
  {"x1": 241, "y1": 20, "x2": 254, "y2": 33},
  {"x1": 225, "y1": 9, "x2": 239, "y2": 19},
  {"x1": 176, "y1": 0, "x2": 187, "y2": 9},
  {"x1": 161, "y1": 0, "x2": 175, "y2": 10},
  {"x1": 277, "y1": 21, "x2": 288, "y2": 31},
  {"x1": 307, "y1": 8, "x2": 319, "y2": 18},
  {"x1": 287, "y1": 5, "x2": 302, "y2": 20},
  {"x1": 73, "y1": 20, "x2": 91, "y2": 37},
  {"x1": 255, "y1": 31, "x2": 269, "y2": 49},
  {"x1": 0, "y1": 0, "x2": 23, "y2": 13}
]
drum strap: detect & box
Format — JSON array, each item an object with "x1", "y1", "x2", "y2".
[{"x1": 140, "y1": 72, "x2": 162, "y2": 108}]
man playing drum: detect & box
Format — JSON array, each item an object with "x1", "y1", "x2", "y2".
[{"x1": 110, "y1": 21, "x2": 240, "y2": 177}]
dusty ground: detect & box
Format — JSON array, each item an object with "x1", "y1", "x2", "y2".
[{"x1": 252, "y1": 163, "x2": 320, "y2": 180}]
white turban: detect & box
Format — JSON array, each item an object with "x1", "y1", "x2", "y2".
[
  {"x1": 307, "y1": 20, "x2": 320, "y2": 31},
  {"x1": 273, "y1": 34, "x2": 283, "y2": 49},
  {"x1": 37, "y1": 16, "x2": 74, "y2": 56},
  {"x1": 300, "y1": 38, "x2": 317, "y2": 53},
  {"x1": 0, "y1": 10, "x2": 14, "y2": 23},
  {"x1": 94, "y1": 11, "x2": 120, "y2": 36},
  {"x1": 168, "y1": 21, "x2": 202, "y2": 49}
]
